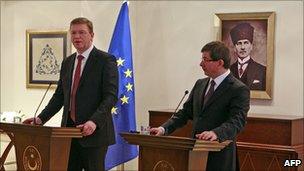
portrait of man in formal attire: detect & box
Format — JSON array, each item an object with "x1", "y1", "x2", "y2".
[{"x1": 221, "y1": 20, "x2": 267, "y2": 91}]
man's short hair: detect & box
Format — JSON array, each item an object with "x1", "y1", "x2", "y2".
[
  {"x1": 70, "y1": 17, "x2": 94, "y2": 33},
  {"x1": 230, "y1": 23, "x2": 254, "y2": 45},
  {"x1": 201, "y1": 41, "x2": 231, "y2": 69}
]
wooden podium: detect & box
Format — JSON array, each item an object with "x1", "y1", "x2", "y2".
[
  {"x1": 0, "y1": 122, "x2": 82, "y2": 171},
  {"x1": 120, "y1": 132, "x2": 231, "y2": 171},
  {"x1": 149, "y1": 110, "x2": 304, "y2": 171}
]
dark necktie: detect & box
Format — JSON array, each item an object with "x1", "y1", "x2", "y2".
[
  {"x1": 238, "y1": 61, "x2": 249, "y2": 77},
  {"x1": 70, "y1": 55, "x2": 84, "y2": 121},
  {"x1": 203, "y1": 80, "x2": 216, "y2": 106}
]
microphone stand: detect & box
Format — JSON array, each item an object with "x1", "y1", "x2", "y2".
[
  {"x1": 33, "y1": 83, "x2": 52, "y2": 125},
  {"x1": 170, "y1": 90, "x2": 189, "y2": 119}
]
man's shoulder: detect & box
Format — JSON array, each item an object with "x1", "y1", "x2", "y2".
[
  {"x1": 91, "y1": 47, "x2": 116, "y2": 61},
  {"x1": 228, "y1": 74, "x2": 249, "y2": 90},
  {"x1": 65, "y1": 53, "x2": 76, "y2": 62},
  {"x1": 93, "y1": 47, "x2": 111, "y2": 56},
  {"x1": 249, "y1": 59, "x2": 266, "y2": 70},
  {"x1": 194, "y1": 77, "x2": 209, "y2": 87},
  {"x1": 197, "y1": 77, "x2": 209, "y2": 83}
]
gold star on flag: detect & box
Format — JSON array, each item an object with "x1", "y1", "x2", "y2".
[
  {"x1": 117, "y1": 58, "x2": 125, "y2": 67},
  {"x1": 120, "y1": 95, "x2": 129, "y2": 104},
  {"x1": 125, "y1": 83, "x2": 133, "y2": 92},
  {"x1": 124, "y1": 69, "x2": 132, "y2": 78},
  {"x1": 111, "y1": 107, "x2": 118, "y2": 114}
]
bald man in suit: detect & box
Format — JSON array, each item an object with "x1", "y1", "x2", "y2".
[{"x1": 151, "y1": 41, "x2": 250, "y2": 171}]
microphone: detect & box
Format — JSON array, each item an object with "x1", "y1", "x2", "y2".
[
  {"x1": 33, "y1": 83, "x2": 52, "y2": 125},
  {"x1": 170, "y1": 90, "x2": 189, "y2": 119}
]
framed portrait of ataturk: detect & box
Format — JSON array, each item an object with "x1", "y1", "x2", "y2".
[{"x1": 215, "y1": 12, "x2": 275, "y2": 99}]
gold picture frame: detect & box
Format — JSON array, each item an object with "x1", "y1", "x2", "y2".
[
  {"x1": 215, "y1": 12, "x2": 275, "y2": 99},
  {"x1": 26, "y1": 30, "x2": 71, "y2": 88}
]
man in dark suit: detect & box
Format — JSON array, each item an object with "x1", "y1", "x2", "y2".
[
  {"x1": 229, "y1": 22, "x2": 266, "y2": 90},
  {"x1": 151, "y1": 41, "x2": 250, "y2": 171},
  {"x1": 23, "y1": 17, "x2": 118, "y2": 171}
]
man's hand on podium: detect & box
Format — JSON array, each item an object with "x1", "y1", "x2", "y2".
[
  {"x1": 150, "y1": 127, "x2": 165, "y2": 136},
  {"x1": 76, "y1": 120, "x2": 96, "y2": 136},
  {"x1": 195, "y1": 131, "x2": 218, "y2": 141},
  {"x1": 23, "y1": 117, "x2": 42, "y2": 125}
]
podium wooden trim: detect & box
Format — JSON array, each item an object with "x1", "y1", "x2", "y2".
[
  {"x1": 0, "y1": 122, "x2": 82, "y2": 171},
  {"x1": 121, "y1": 132, "x2": 231, "y2": 171}
]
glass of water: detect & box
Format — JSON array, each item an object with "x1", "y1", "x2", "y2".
[{"x1": 140, "y1": 125, "x2": 151, "y2": 135}]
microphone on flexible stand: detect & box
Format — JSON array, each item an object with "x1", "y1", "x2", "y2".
[
  {"x1": 170, "y1": 90, "x2": 189, "y2": 119},
  {"x1": 33, "y1": 83, "x2": 52, "y2": 125}
]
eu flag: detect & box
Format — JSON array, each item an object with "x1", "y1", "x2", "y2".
[{"x1": 105, "y1": 2, "x2": 138, "y2": 170}]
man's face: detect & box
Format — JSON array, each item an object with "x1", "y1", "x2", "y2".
[
  {"x1": 200, "y1": 51, "x2": 220, "y2": 78},
  {"x1": 234, "y1": 39, "x2": 253, "y2": 59},
  {"x1": 70, "y1": 24, "x2": 94, "y2": 53}
]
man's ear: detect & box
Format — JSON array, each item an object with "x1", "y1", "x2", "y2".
[{"x1": 218, "y1": 59, "x2": 225, "y2": 67}]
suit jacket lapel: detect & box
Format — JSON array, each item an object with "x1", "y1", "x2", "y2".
[
  {"x1": 202, "y1": 74, "x2": 233, "y2": 110},
  {"x1": 78, "y1": 47, "x2": 97, "y2": 87},
  {"x1": 230, "y1": 62, "x2": 239, "y2": 78},
  {"x1": 246, "y1": 59, "x2": 255, "y2": 87},
  {"x1": 67, "y1": 54, "x2": 76, "y2": 93},
  {"x1": 199, "y1": 79, "x2": 209, "y2": 110}
]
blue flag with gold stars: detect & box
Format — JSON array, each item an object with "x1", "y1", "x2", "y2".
[{"x1": 105, "y1": 2, "x2": 138, "y2": 170}]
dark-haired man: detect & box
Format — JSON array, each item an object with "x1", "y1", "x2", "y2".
[
  {"x1": 151, "y1": 41, "x2": 250, "y2": 170},
  {"x1": 24, "y1": 17, "x2": 118, "y2": 171},
  {"x1": 230, "y1": 22, "x2": 266, "y2": 90}
]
